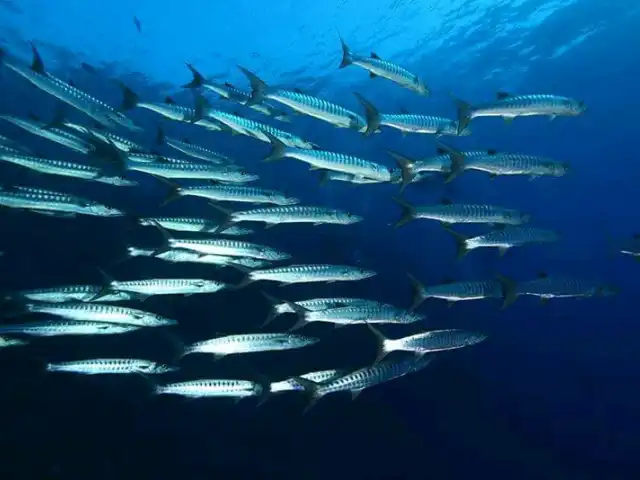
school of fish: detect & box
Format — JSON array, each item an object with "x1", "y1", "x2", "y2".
[{"x1": 0, "y1": 35, "x2": 622, "y2": 412}]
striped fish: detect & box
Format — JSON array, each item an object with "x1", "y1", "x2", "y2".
[
  {"x1": 393, "y1": 197, "x2": 530, "y2": 227},
  {"x1": 339, "y1": 36, "x2": 429, "y2": 95},
  {"x1": 408, "y1": 274, "x2": 511, "y2": 309}
]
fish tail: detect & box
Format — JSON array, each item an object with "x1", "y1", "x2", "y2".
[
  {"x1": 353, "y1": 92, "x2": 380, "y2": 136},
  {"x1": 118, "y1": 82, "x2": 139, "y2": 111},
  {"x1": 406, "y1": 273, "x2": 427, "y2": 311},
  {"x1": 273, "y1": 112, "x2": 291, "y2": 123},
  {"x1": 436, "y1": 140, "x2": 466, "y2": 183},
  {"x1": 289, "y1": 376, "x2": 321, "y2": 414},
  {"x1": 451, "y1": 94, "x2": 473, "y2": 135},
  {"x1": 192, "y1": 94, "x2": 209, "y2": 123},
  {"x1": 0, "y1": 47, "x2": 5, "y2": 65},
  {"x1": 392, "y1": 196, "x2": 416, "y2": 228},
  {"x1": 280, "y1": 299, "x2": 311, "y2": 332},
  {"x1": 228, "y1": 265, "x2": 255, "y2": 290},
  {"x1": 182, "y1": 63, "x2": 205, "y2": 89},
  {"x1": 363, "y1": 322, "x2": 390, "y2": 365},
  {"x1": 338, "y1": 34, "x2": 353, "y2": 69},
  {"x1": 237, "y1": 65, "x2": 268, "y2": 107},
  {"x1": 496, "y1": 274, "x2": 518, "y2": 309},
  {"x1": 441, "y1": 224, "x2": 469, "y2": 260},
  {"x1": 262, "y1": 131, "x2": 288, "y2": 162},
  {"x1": 386, "y1": 150, "x2": 415, "y2": 193},
  {"x1": 156, "y1": 178, "x2": 182, "y2": 207},
  {"x1": 259, "y1": 291, "x2": 285, "y2": 327},
  {"x1": 207, "y1": 202, "x2": 235, "y2": 234}
]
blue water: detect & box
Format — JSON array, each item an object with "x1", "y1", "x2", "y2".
[{"x1": 0, "y1": 0, "x2": 639, "y2": 478}]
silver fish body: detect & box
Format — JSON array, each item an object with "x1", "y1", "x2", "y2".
[
  {"x1": 10, "y1": 285, "x2": 138, "y2": 303},
  {"x1": 228, "y1": 205, "x2": 362, "y2": 227},
  {"x1": 516, "y1": 276, "x2": 618, "y2": 300},
  {"x1": 0, "y1": 336, "x2": 29, "y2": 348},
  {"x1": 167, "y1": 237, "x2": 290, "y2": 261},
  {"x1": 64, "y1": 123, "x2": 145, "y2": 153},
  {"x1": 0, "y1": 320, "x2": 142, "y2": 337},
  {"x1": 0, "y1": 115, "x2": 94, "y2": 153},
  {"x1": 155, "y1": 379, "x2": 263, "y2": 398},
  {"x1": 0, "y1": 151, "x2": 135, "y2": 186},
  {"x1": 47, "y1": 358, "x2": 177, "y2": 375},
  {"x1": 183, "y1": 333, "x2": 319, "y2": 358},
  {"x1": 339, "y1": 38, "x2": 429, "y2": 95},
  {"x1": 0, "y1": 185, "x2": 124, "y2": 217},
  {"x1": 465, "y1": 226, "x2": 559, "y2": 253},
  {"x1": 246, "y1": 264, "x2": 376, "y2": 285},
  {"x1": 106, "y1": 278, "x2": 227, "y2": 296},
  {"x1": 299, "y1": 304, "x2": 424, "y2": 326},
  {"x1": 377, "y1": 328, "x2": 487, "y2": 357},
  {"x1": 24, "y1": 302, "x2": 177, "y2": 327},
  {"x1": 163, "y1": 137, "x2": 234, "y2": 164},
  {"x1": 138, "y1": 217, "x2": 253, "y2": 235},
  {"x1": 173, "y1": 184, "x2": 297, "y2": 205},
  {"x1": 127, "y1": 161, "x2": 257, "y2": 183},
  {"x1": 463, "y1": 153, "x2": 569, "y2": 178},
  {"x1": 2, "y1": 47, "x2": 140, "y2": 131}
]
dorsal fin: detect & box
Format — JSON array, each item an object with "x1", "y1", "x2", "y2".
[
  {"x1": 633, "y1": 233, "x2": 640, "y2": 240},
  {"x1": 292, "y1": 88, "x2": 304, "y2": 94},
  {"x1": 164, "y1": 96, "x2": 176, "y2": 105},
  {"x1": 28, "y1": 112, "x2": 41, "y2": 121},
  {"x1": 436, "y1": 147, "x2": 447, "y2": 155},
  {"x1": 399, "y1": 107, "x2": 410, "y2": 114},
  {"x1": 487, "y1": 149, "x2": 498, "y2": 155},
  {"x1": 441, "y1": 198, "x2": 453, "y2": 205},
  {"x1": 441, "y1": 277, "x2": 455, "y2": 284},
  {"x1": 182, "y1": 137, "x2": 192, "y2": 144},
  {"x1": 224, "y1": 82, "x2": 236, "y2": 89},
  {"x1": 537, "y1": 272, "x2": 548, "y2": 278},
  {"x1": 30, "y1": 43, "x2": 45, "y2": 74},
  {"x1": 371, "y1": 52, "x2": 381, "y2": 60},
  {"x1": 496, "y1": 91, "x2": 511, "y2": 100}
]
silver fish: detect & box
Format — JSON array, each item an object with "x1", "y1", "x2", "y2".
[
  {"x1": 264, "y1": 132, "x2": 391, "y2": 182},
  {"x1": 138, "y1": 217, "x2": 253, "y2": 235},
  {"x1": 367, "y1": 324, "x2": 487, "y2": 363},
  {"x1": 408, "y1": 274, "x2": 511, "y2": 310},
  {"x1": 164, "y1": 184, "x2": 297, "y2": 206},
  {"x1": 125, "y1": 246, "x2": 270, "y2": 269},
  {"x1": 184, "y1": 64, "x2": 291, "y2": 122},
  {"x1": 513, "y1": 273, "x2": 618, "y2": 305},
  {"x1": 292, "y1": 355, "x2": 433, "y2": 412},
  {"x1": 217, "y1": 205, "x2": 362, "y2": 229},
  {"x1": 239, "y1": 66, "x2": 367, "y2": 131},
  {"x1": 269, "y1": 369, "x2": 345, "y2": 394},
  {"x1": 0, "y1": 151, "x2": 136, "y2": 186},
  {"x1": 393, "y1": 197, "x2": 530, "y2": 228},
  {"x1": 155, "y1": 379, "x2": 263, "y2": 399},
  {"x1": 96, "y1": 277, "x2": 227, "y2": 299},
  {"x1": 0, "y1": 185, "x2": 124, "y2": 217},
  {"x1": 318, "y1": 170, "x2": 383, "y2": 186},
  {"x1": 286, "y1": 303, "x2": 425, "y2": 331},
  {"x1": 182, "y1": 333, "x2": 319, "y2": 359},
  {"x1": 0, "y1": 114, "x2": 95, "y2": 154},
  {"x1": 23, "y1": 302, "x2": 177, "y2": 327},
  {"x1": 236, "y1": 264, "x2": 376, "y2": 287},
  {"x1": 1, "y1": 45, "x2": 140, "y2": 131},
  {"x1": 158, "y1": 129, "x2": 234, "y2": 164},
  {"x1": 354, "y1": 93, "x2": 465, "y2": 137},
  {"x1": 261, "y1": 294, "x2": 383, "y2": 326},
  {"x1": 455, "y1": 91, "x2": 586, "y2": 133},
  {"x1": 443, "y1": 225, "x2": 559, "y2": 259},
  {"x1": 8, "y1": 285, "x2": 138, "y2": 303},
  {"x1": 167, "y1": 237, "x2": 290, "y2": 261},
  {"x1": 0, "y1": 320, "x2": 142, "y2": 337},
  {"x1": 64, "y1": 122, "x2": 145, "y2": 153},
  {"x1": 47, "y1": 358, "x2": 177, "y2": 375},
  {"x1": 339, "y1": 37, "x2": 429, "y2": 95},
  {"x1": 0, "y1": 336, "x2": 29, "y2": 348},
  {"x1": 203, "y1": 106, "x2": 316, "y2": 149},
  {"x1": 127, "y1": 160, "x2": 257, "y2": 183}
]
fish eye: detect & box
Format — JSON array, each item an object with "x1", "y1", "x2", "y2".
[{"x1": 194, "y1": 280, "x2": 206, "y2": 287}]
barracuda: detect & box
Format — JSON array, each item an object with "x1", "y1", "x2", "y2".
[{"x1": 1, "y1": 44, "x2": 140, "y2": 131}]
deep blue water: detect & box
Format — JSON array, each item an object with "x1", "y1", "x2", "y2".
[{"x1": 0, "y1": 1, "x2": 639, "y2": 478}]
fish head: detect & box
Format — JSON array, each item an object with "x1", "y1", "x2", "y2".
[
  {"x1": 191, "y1": 279, "x2": 224, "y2": 292},
  {"x1": 261, "y1": 248, "x2": 291, "y2": 261},
  {"x1": 275, "y1": 195, "x2": 300, "y2": 206},
  {"x1": 339, "y1": 211, "x2": 363, "y2": 224},
  {"x1": 232, "y1": 169, "x2": 260, "y2": 183},
  {"x1": 347, "y1": 114, "x2": 367, "y2": 131},
  {"x1": 150, "y1": 363, "x2": 180, "y2": 374},
  {"x1": 502, "y1": 210, "x2": 531, "y2": 225},
  {"x1": 550, "y1": 161, "x2": 570, "y2": 177},
  {"x1": 133, "y1": 310, "x2": 176, "y2": 326},
  {"x1": 88, "y1": 204, "x2": 125, "y2": 217},
  {"x1": 466, "y1": 331, "x2": 489, "y2": 346},
  {"x1": 571, "y1": 99, "x2": 587, "y2": 115},
  {"x1": 353, "y1": 267, "x2": 377, "y2": 280}
]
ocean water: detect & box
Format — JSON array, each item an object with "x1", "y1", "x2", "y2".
[{"x1": 0, "y1": 0, "x2": 638, "y2": 478}]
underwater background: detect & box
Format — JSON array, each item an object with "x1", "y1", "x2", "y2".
[{"x1": 0, "y1": 0, "x2": 639, "y2": 478}]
